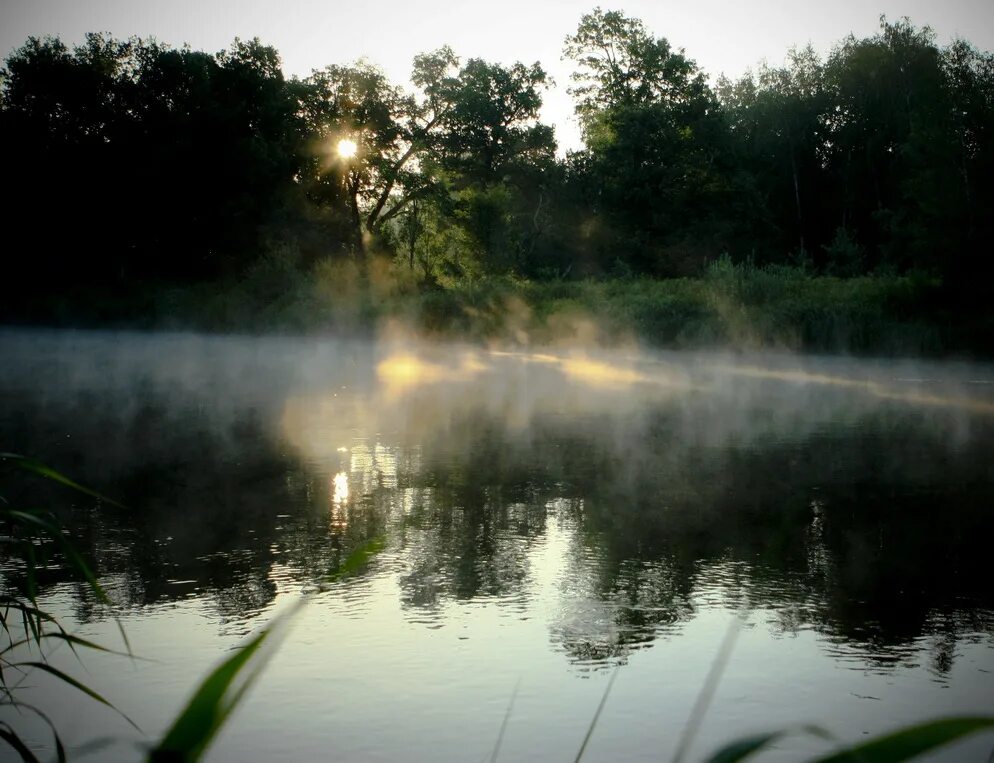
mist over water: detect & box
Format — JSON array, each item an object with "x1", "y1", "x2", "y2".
[{"x1": 2, "y1": 328, "x2": 993, "y2": 761}]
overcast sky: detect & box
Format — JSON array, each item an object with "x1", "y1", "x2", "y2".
[{"x1": 3, "y1": 0, "x2": 992, "y2": 150}]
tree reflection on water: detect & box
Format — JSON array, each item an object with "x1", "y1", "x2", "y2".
[{"x1": 2, "y1": 333, "x2": 993, "y2": 676}]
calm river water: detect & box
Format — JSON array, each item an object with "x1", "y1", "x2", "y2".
[{"x1": 1, "y1": 329, "x2": 993, "y2": 761}]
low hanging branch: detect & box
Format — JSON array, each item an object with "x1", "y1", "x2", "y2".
[{"x1": 365, "y1": 110, "x2": 447, "y2": 233}]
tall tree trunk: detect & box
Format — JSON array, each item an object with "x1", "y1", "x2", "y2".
[
  {"x1": 346, "y1": 173, "x2": 365, "y2": 258},
  {"x1": 789, "y1": 141, "x2": 805, "y2": 253},
  {"x1": 408, "y1": 198, "x2": 419, "y2": 272}
]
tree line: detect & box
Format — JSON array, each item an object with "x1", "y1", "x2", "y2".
[{"x1": 2, "y1": 9, "x2": 992, "y2": 308}]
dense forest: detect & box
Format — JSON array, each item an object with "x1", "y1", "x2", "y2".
[{"x1": 2, "y1": 10, "x2": 992, "y2": 342}]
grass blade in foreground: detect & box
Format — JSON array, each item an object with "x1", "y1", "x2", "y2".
[
  {"x1": 0, "y1": 723, "x2": 42, "y2": 763},
  {"x1": 325, "y1": 537, "x2": 385, "y2": 583},
  {"x1": 148, "y1": 600, "x2": 304, "y2": 763},
  {"x1": 573, "y1": 665, "x2": 619, "y2": 763},
  {"x1": 13, "y1": 662, "x2": 139, "y2": 731},
  {"x1": 0, "y1": 453, "x2": 124, "y2": 509},
  {"x1": 2, "y1": 454, "x2": 140, "y2": 761},
  {"x1": 705, "y1": 731, "x2": 788, "y2": 763},
  {"x1": 489, "y1": 679, "x2": 521, "y2": 763},
  {"x1": 4, "y1": 509, "x2": 111, "y2": 603},
  {"x1": 2, "y1": 452, "x2": 133, "y2": 653},
  {"x1": 672, "y1": 613, "x2": 745, "y2": 763},
  {"x1": 705, "y1": 725, "x2": 829, "y2": 763},
  {"x1": 812, "y1": 716, "x2": 994, "y2": 763}
]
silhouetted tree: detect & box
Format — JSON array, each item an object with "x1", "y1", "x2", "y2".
[
  {"x1": 563, "y1": 10, "x2": 741, "y2": 273},
  {"x1": 0, "y1": 34, "x2": 311, "y2": 310}
]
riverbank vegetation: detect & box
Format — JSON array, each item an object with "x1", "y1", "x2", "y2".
[
  {"x1": 20, "y1": 257, "x2": 990, "y2": 357},
  {"x1": 2, "y1": 11, "x2": 992, "y2": 355},
  {"x1": 167, "y1": 260, "x2": 979, "y2": 357}
]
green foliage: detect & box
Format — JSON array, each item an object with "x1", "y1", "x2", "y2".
[
  {"x1": 717, "y1": 46, "x2": 829, "y2": 259},
  {"x1": 302, "y1": 58, "x2": 418, "y2": 252},
  {"x1": 716, "y1": 16, "x2": 994, "y2": 285},
  {"x1": 297, "y1": 44, "x2": 555, "y2": 266},
  {"x1": 563, "y1": 8, "x2": 705, "y2": 125},
  {"x1": 438, "y1": 58, "x2": 552, "y2": 182},
  {"x1": 563, "y1": 8, "x2": 733, "y2": 275},
  {"x1": 360, "y1": 266, "x2": 958, "y2": 355},
  {"x1": 823, "y1": 227, "x2": 865, "y2": 276}
]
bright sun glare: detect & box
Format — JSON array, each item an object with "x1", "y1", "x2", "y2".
[{"x1": 337, "y1": 138, "x2": 358, "y2": 159}]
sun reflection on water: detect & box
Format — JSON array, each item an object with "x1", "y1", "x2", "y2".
[
  {"x1": 332, "y1": 471, "x2": 349, "y2": 505},
  {"x1": 329, "y1": 471, "x2": 350, "y2": 529}
]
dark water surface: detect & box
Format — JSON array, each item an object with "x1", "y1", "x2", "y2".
[{"x1": 1, "y1": 329, "x2": 993, "y2": 761}]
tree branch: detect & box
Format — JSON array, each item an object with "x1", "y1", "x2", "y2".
[{"x1": 364, "y1": 109, "x2": 447, "y2": 231}]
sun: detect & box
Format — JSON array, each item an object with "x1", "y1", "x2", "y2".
[{"x1": 337, "y1": 138, "x2": 358, "y2": 159}]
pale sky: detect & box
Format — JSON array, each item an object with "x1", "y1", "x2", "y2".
[{"x1": 2, "y1": 0, "x2": 992, "y2": 151}]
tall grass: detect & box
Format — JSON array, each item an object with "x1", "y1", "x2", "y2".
[
  {"x1": 0, "y1": 452, "x2": 309, "y2": 763},
  {"x1": 1, "y1": 453, "x2": 135, "y2": 761}
]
